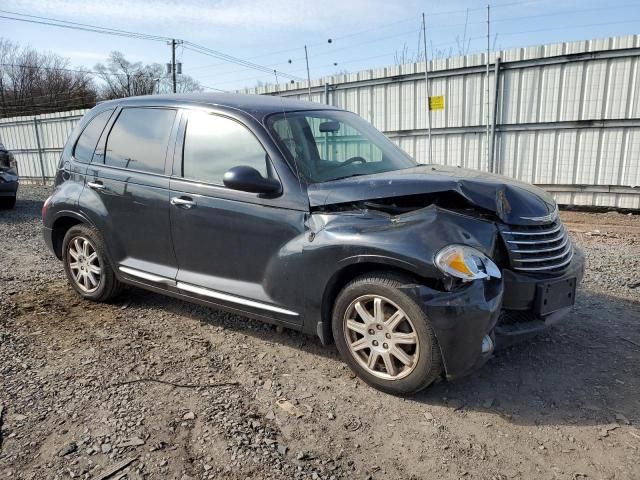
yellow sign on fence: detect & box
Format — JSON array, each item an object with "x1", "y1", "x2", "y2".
[{"x1": 429, "y1": 95, "x2": 444, "y2": 111}]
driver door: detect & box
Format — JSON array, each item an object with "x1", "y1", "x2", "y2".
[{"x1": 169, "y1": 109, "x2": 305, "y2": 324}]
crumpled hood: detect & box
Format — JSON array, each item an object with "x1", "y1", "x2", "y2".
[{"x1": 307, "y1": 165, "x2": 557, "y2": 226}]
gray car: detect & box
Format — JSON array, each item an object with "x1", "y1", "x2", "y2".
[
  {"x1": 42, "y1": 94, "x2": 584, "y2": 394},
  {"x1": 0, "y1": 142, "x2": 18, "y2": 209}
]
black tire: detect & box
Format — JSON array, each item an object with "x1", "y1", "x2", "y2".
[
  {"x1": 62, "y1": 224, "x2": 121, "y2": 302},
  {"x1": 332, "y1": 273, "x2": 443, "y2": 395},
  {"x1": 0, "y1": 195, "x2": 16, "y2": 209}
]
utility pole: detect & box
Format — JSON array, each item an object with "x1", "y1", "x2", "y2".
[
  {"x1": 304, "y1": 45, "x2": 312, "y2": 100},
  {"x1": 422, "y1": 13, "x2": 431, "y2": 164},
  {"x1": 486, "y1": 5, "x2": 490, "y2": 171},
  {"x1": 171, "y1": 39, "x2": 177, "y2": 93}
]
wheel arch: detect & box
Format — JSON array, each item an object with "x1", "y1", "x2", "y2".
[
  {"x1": 317, "y1": 256, "x2": 440, "y2": 345},
  {"x1": 50, "y1": 212, "x2": 93, "y2": 259}
]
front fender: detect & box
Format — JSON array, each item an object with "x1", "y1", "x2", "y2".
[{"x1": 301, "y1": 205, "x2": 500, "y2": 339}]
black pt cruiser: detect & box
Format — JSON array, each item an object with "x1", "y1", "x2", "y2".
[{"x1": 42, "y1": 93, "x2": 585, "y2": 394}]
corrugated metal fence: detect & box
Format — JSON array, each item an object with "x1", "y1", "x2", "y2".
[
  {"x1": 0, "y1": 109, "x2": 87, "y2": 181},
  {"x1": 1, "y1": 34, "x2": 639, "y2": 208},
  {"x1": 245, "y1": 34, "x2": 640, "y2": 209}
]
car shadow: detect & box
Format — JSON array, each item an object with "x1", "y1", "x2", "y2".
[
  {"x1": 413, "y1": 289, "x2": 640, "y2": 427},
  {"x1": 117, "y1": 285, "x2": 639, "y2": 427},
  {"x1": 0, "y1": 196, "x2": 48, "y2": 224}
]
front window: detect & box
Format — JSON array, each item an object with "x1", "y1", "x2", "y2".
[
  {"x1": 182, "y1": 111, "x2": 268, "y2": 186},
  {"x1": 267, "y1": 110, "x2": 415, "y2": 183}
]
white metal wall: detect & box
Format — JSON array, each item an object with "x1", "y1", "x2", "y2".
[
  {"x1": 1, "y1": 35, "x2": 639, "y2": 208},
  {"x1": 244, "y1": 34, "x2": 640, "y2": 209},
  {"x1": 0, "y1": 109, "x2": 87, "y2": 180}
]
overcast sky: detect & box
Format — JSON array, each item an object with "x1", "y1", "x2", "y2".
[{"x1": 3, "y1": 0, "x2": 640, "y2": 91}]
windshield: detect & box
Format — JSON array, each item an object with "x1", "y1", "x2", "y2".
[{"x1": 267, "y1": 110, "x2": 416, "y2": 183}]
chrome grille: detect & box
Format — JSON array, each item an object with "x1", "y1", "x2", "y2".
[{"x1": 499, "y1": 220, "x2": 573, "y2": 273}]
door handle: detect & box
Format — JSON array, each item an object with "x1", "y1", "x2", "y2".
[
  {"x1": 170, "y1": 196, "x2": 196, "y2": 208},
  {"x1": 87, "y1": 181, "x2": 105, "y2": 190}
]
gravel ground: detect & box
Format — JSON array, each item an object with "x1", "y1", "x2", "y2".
[{"x1": 1, "y1": 185, "x2": 639, "y2": 480}]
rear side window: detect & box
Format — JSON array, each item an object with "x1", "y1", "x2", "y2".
[
  {"x1": 105, "y1": 108, "x2": 176, "y2": 174},
  {"x1": 73, "y1": 110, "x2": 113, "y2": 163},
  {"x1": 183, "y1": 112, "x2": 267, "y2": 185}
]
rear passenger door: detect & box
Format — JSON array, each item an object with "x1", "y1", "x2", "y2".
[
  {"x1": 82, "y1": 107, "x2": 180, "y2": 280},
  {"x1": 169, "y1": 110, "x2": 305, "y2": 324}
]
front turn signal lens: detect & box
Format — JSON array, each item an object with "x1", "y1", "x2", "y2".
[{"x1": 435, "y1": 245, "x2": 501, "y2": 282}]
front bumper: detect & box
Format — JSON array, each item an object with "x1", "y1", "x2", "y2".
[
  {"x1": 400, "y1": 277, "x2": 503, "y2": 380},
  {"x1": 495, "y1": 247, "x2": 585, "y2": 347},
  {"x1": 0, "y1": 174, "x2": 18, "y2": 196},
  {"x1": 401, "y1": 247, "x2": 585, "y2": 380}
]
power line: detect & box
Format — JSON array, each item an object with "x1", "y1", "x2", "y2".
[
  {"x1": 200, "y1": 84, "x2": 230, "y2": 93},
  {"x1": 129, "y1": 1, "x2": 542, "y2": 75},
  {"x1": 0, "y1": 62, "x2": 164, "y2": 81},
  {"x1": 0, "y1": 10, "x2": 303, "y2": 82},
  {"x1": 183, "y1": 43, "x2": 305, "y2": 82},
  {"x1": 0, "y1": 13, "x2": 169, "y2": 42}
]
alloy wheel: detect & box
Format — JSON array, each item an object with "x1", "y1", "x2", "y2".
[
  {"x1": 67, "y1": 236, "x2": 102, "y2": 293},
  {"x1": 343, "y1": 294, "x2": 420, "y2": 380}
]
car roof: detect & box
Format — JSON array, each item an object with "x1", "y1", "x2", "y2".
[{"x1": 98, "y1": 92, "x2": 340, "y2": 121}]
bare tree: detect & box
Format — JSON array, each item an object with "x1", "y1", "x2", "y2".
[
  {"x1": 0, "y1": 39, "x2": 97, "y2": 118},
  {"x1": 94, "y1": 52, "x2": 158, "y2": 99},
  {"x1": 159, "y1": 73, "x2": 203, "y2": 94},
  {"x1": 94, "y1": 51, "x2": 202, "y2": 99},
  {"x1": 394, "y1": 43, "x2": 417, "y2": 66}
]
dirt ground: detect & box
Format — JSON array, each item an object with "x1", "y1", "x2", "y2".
[{"x1": 1, "y1": 185, "x2": 639, "y2": 480}]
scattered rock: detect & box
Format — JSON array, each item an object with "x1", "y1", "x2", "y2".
[
  {"x1": 182, "y1": 411, "x2": 196, "y2": 421},
  {"x1": 276, "y1": 399, "x2": 303, "y2": 418},
  {"x1": 58, "y1": 443, "x2": 77, "y2": 457},
  {"x1": 120, "y1": 437, "x2": 145, "y2": 447},
  {"x1": 615, "y1": 413, "x2": 631, "y2": 425}
]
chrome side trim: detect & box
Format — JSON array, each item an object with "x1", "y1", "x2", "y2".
[
  {"x1": 119, "y1": 266, "x2": 177, "y2": 286},
  {"x1": 176, "y1": 282, "x2": 299, "y2": 317}
]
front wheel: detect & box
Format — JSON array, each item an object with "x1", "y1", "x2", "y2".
[
  {"x1": 62, "y1": 224, "x2": 121, "y2": 302},
  {"x1": 332, "y1": 273, "x2": 443, "y2": 395}
]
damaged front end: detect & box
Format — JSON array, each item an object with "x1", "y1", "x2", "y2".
[
  {"x1": 305, "y1": 170, "x2": 584, "y2": 380},
  {"x1": 305, "y1": 194, "x2": 507, "y2": 379}
]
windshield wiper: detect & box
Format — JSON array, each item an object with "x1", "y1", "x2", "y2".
[{"x1": 330, "y1": 173, "x2": 371, "y2": 181}]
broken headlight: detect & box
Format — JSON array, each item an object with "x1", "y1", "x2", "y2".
[{"x1": 435, "y1": 245, "x2": 501, "y2": 282}]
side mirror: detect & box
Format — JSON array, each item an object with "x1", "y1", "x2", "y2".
[{"x1": 223, "y1": 166, "x2": 281, "y2": 195}]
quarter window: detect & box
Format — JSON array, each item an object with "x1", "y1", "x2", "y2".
[
  {"x1": 183, "y1": 112, "x2": 268, "y2": 185},
  {"x1": 73, "y1": 110, "x2": 113, "y2": 163},
  {"x1": 105, "y1": 108, "x2": 176, "y2": 174}
]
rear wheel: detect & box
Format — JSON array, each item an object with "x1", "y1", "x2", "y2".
[
  {"x1": 332, "y1": 273, "x2": 443, "y2": 395},
  {"x1": 62, "y1": 224, "x2": 121, "y2": 302}
]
